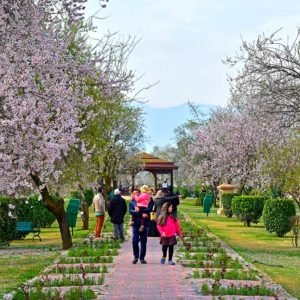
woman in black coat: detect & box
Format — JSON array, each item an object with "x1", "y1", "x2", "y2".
[
  {"x1": 154, "y1": 190, "x2": 179, "y2": 218},
  {"x1": 148, "y1": 196, "x2": 160, "y2": 237},
  {"x1": 108, "y1": 189, "x2": 127, "y2": 240}
]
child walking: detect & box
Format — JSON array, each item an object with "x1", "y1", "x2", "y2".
[{"x1": 157, "y1": 202, "x2": 183, "y2": 265}]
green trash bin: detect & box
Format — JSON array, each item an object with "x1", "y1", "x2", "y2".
[
  {"x1": 68, "y1": 198, "x2": 80, "y2": 209},
  {"x1": 66, "y1": 198, "x2": 80, "y2": 236},
  {"x1": 203, "y1": 194, "x2": 213, "y2": 216}
]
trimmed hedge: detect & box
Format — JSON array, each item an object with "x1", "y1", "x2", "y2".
[
  {"x1": 263, "y1": 199, "x2": 296, "y2": 237},
  {"x1": 222, "y1": 193, "x2": 238, "y2": 218},
  {"x1": 232, "y1": 195, "x2": 267, "y2": 226}
]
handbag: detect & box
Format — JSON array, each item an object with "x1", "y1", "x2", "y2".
[
  {"x1": 150, "y1": 203, "x2": 157, "y2": 221},
  {"x1": 150, "y1": 211, "x2": 157, "y2": 221}
]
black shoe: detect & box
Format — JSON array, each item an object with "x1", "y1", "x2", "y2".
[
  {"x1": 140, "y1": 259, "x2": 147, "y2": 264},
  {"x1": 132, "y1": 258, "x2": 138, "y2": 264}
]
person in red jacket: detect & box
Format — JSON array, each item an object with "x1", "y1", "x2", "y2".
[{"x1": 157, "y1": 202, "x2": 183, "y2": 265}]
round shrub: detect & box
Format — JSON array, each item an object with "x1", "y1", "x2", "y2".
[
  {"x1": 222, "y1": 193, "x2": 238, "y2": 218},
  {"x1": 263, "y1": 199, "x2": 296, "y2": 237},
  {"x1": 232, "y1": 195, "x2": 267, "y2": 226}
]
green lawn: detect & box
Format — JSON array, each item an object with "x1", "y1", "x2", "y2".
[
  {"x1": 180, "y1": 198, "x2": 300, "y2": 299},
  {"x1": 0, "y1": 199, "x2": 130, "y2": 297},
  {"x1": 0, "y1": 207, "x2": 97, "y2": 297},
  {"x1": 0, "y1": 252, "x2": 59, "y2": 297}
]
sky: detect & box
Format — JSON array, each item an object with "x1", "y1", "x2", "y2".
[
  {"x1": 141, "y1": 103, "x2": 212, "y2": 151},
  {"x1": 84, "y1": 0, "x2": 300, "y2": 149}
]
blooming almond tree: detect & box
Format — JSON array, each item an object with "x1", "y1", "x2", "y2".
[
  {"x1": 189, "y1": 107, "x2": 280, "y2": 194},
  {"x1": 225, "y1": 29, "x2": 300, "y2": 129},
  {"x1": 0, "y1": 0, "x2": 132, "y2": 249}
]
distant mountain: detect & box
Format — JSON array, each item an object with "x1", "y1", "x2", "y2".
[{"x1": 141, "y1": 103, "x2": 213, "y2": 152}]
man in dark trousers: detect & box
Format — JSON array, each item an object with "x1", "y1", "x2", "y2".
[
  {"x1": 129, "y1": 191, "x2": 151, "y2": 264},
  {"x1": 108, "y1": 189, "x2": 127, "y2": 240}
]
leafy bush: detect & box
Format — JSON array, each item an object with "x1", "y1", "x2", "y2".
[
  {"x1": 0, "y1": 194, "x2": 57, "y2": 243},
  {"x1": 70, "y1": 188, "x2": 94, "y2": 207},
  {"x1": 0, "y1": 196, "x2": 17, "y2": 245},
  {"x1": 263, "y1": 199, "x2": 296, "y2": 237},
  {"x1": 222, "y1": 193, "x2": 238, "y2": 218},
  {"x1": 194, "y1": 185, "x2": 207, "y2": 206},
  {"x1": 176, "y1": 186, "x2": 191, "y2": 199},
  {"x1": 14, "y1": 195, "x2": 56, "y2": 228},
  {"x1": 232, "y1": 195, "x2": 267, "y2": 226},
  {"x1": 83, "y1": 189, "x2": 94, "y2": 207}
]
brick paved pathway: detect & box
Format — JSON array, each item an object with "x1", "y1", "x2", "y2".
[{"x1": 102, "y1": 236, "x2": 199, "y2": 299}]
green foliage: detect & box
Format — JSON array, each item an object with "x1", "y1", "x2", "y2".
[
  {"x1": 0, "y1": 194, "x2": 57, "y2": 244},
  {"x1": 83, "y1": 188, "x2": 94, "y2": 206},
  {"x1": 263, "y1": 199, "x2": 296, "y2": 237},
  {"x1": 0, "y1": 196, "x2": 17, "y2": 245},
  {"x1": 232, "y1": 195, "x2": 267, "y2": 226},
  {"x1": 14, "y1": 195, "x2": 56, "y2": 228},
  {"x1": 222, "y1": 193, "x2": 239, "y2": 218},
  {"x1": 261, "y1": 137, "x2": 300, "y2": 209},
  {"x1": 13, "y1": 287, "x2": 96, "y2": 299},
  {"x1": 194, "y1": 184, "x2": 201, "y2": 198},
  {"x1": 194, "y1": 184, "x2": 206, "y2": 206},
  {"x1": 176, "y1": 186, "x2": 191, "y2": 199},
  {"x1": 70, "y1": 188, "x2": 94, "y2": 207}
]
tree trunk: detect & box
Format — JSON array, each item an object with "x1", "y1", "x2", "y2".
[
  {"x1": 80, "y1": 201, "x2": 89, "y2": 230},
  {"x1": 102, "y1": 183, "x2": 110, "y2": 211},
  {"x1": 78, "y1": 185, "x2": 89, "y2": 230},
  {"x1": 55, "y1": 205, "x2": 73, "y2": 249},
  {"x1": 30, "y1": 174, "x2": 72, "y2": 250},
  {"x1": 104, "y1": 177, "x2": 112, "y2": 193},
  {"x1": 290, "y1": 193, "x2": 300, "y2": 211},
  {"x1": 237, "y1": 177, "x2": 247, "y2": 194},
  {"x1": 113, "y1": 179, "x2": 118, "y2": 189},
  {"x1": 211, "y1": 179, "x2": 220, "y2": 207}
]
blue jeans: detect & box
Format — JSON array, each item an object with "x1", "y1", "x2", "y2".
[
  {"x1": 132, "y1": 226, "x2": 148, "y2": 260},
  {"x1": 113, "y1": 223, "x2": 124, "y2": 239}
]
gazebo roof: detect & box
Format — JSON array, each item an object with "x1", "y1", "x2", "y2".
[{"x1": 140, "y1": 152, "x2": 178, "y2": 171}]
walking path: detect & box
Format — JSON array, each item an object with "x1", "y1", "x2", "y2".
[{"x1": 102, "y1": 236, "x2": 199, "y2": 299}]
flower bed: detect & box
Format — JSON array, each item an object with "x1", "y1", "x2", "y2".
[
  {"x1": 177, "y1": 215, "x2": 285, "y2": 298},
  {"x1": 6, "y1": 228, "x2": 126, "y2": 299}
]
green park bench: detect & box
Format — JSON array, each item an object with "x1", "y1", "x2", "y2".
[{"x1": 16, "y1": 221, "x2": 41, "y2": 241}]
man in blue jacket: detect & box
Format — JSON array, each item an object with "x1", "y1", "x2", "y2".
[{"x1": 129, "y1": 192, "x2": 152, "y2": 264}]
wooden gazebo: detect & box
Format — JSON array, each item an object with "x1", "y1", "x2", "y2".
[{"x1": 136, "y1": 152, "x2": 179, "y2": 192}]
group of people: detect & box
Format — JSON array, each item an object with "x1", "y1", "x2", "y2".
[{"x1": 92, "y1": 184, "x2": 182, "y2": 266}]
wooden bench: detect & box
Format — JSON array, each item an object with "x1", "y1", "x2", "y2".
[{"x1": 16, "y1": 221, "x2": 41, "y2": 241}]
